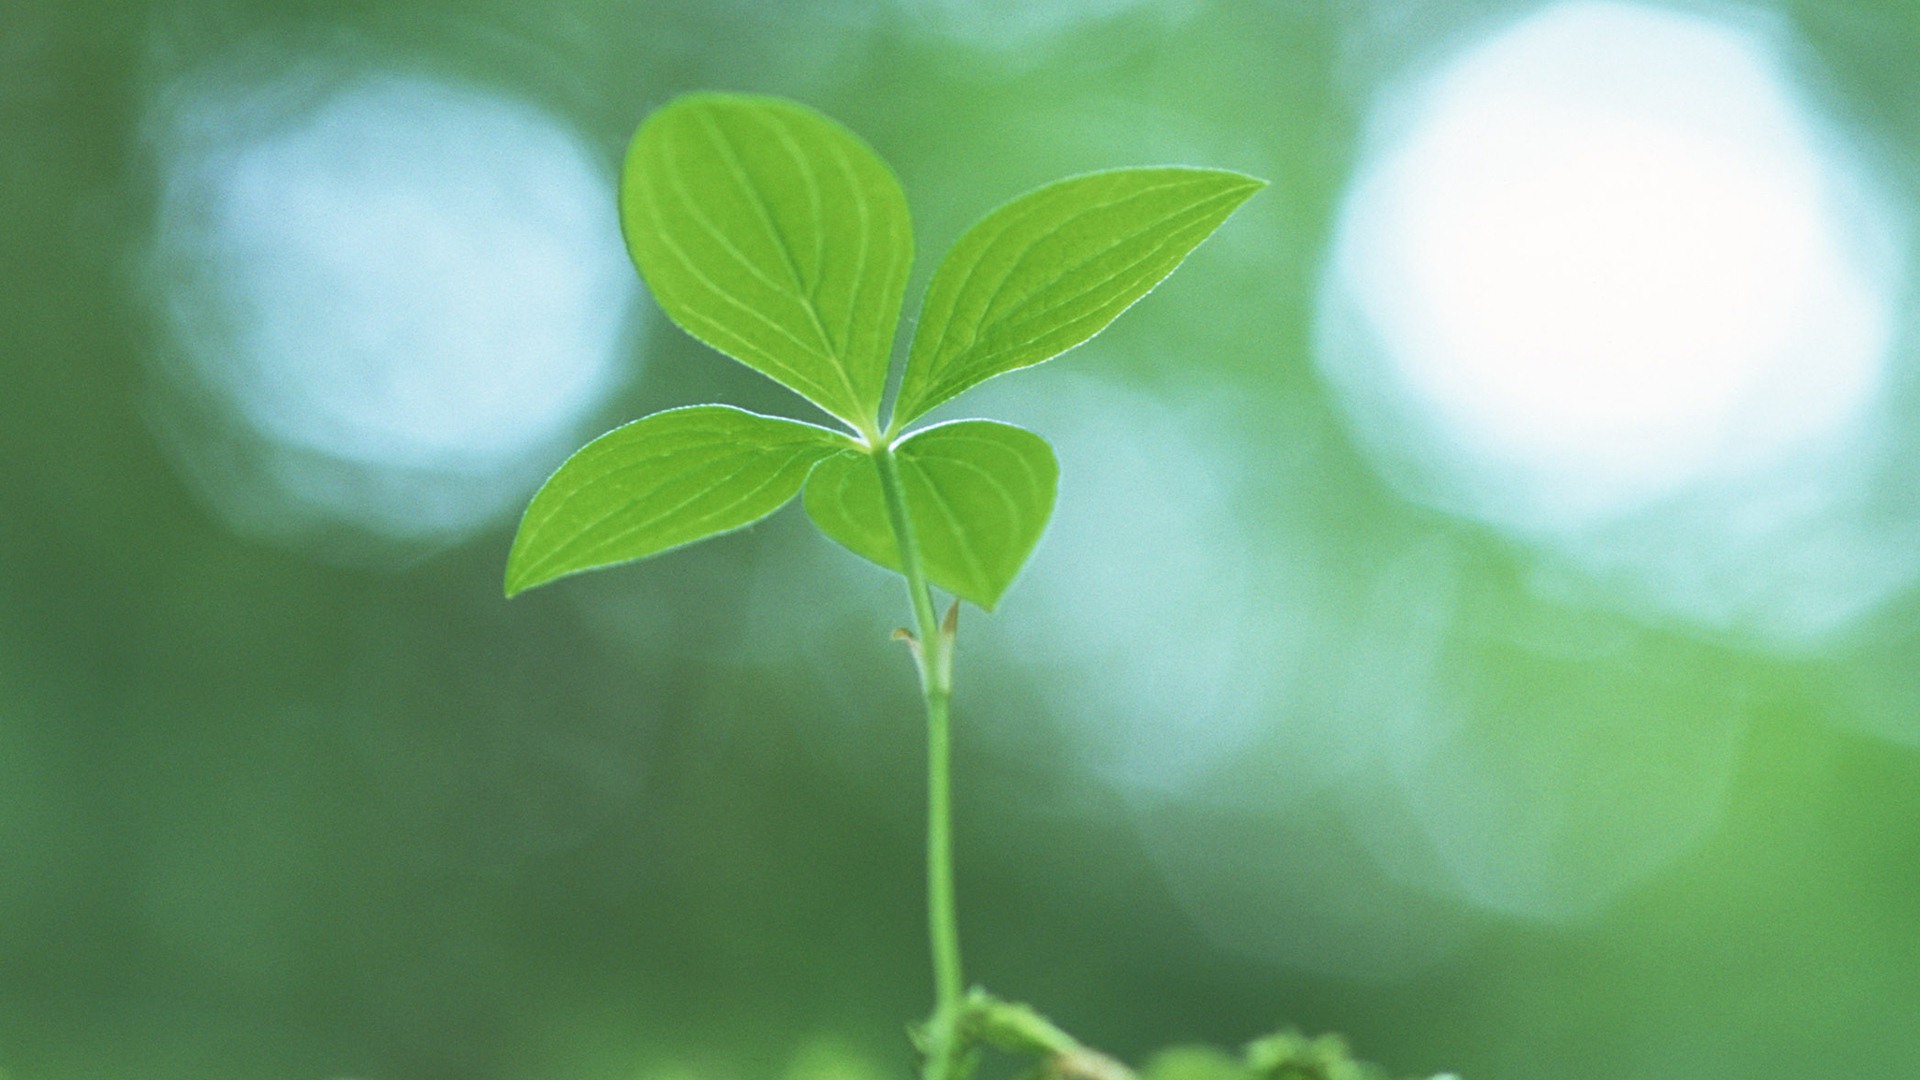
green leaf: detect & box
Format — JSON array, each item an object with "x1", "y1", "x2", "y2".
[
  {"x1": 1243, "y1": 1032, "x2": 1396, "y2": 1080},
  {"x1": 621, "y1": 93, "x2": 913, "y2": 432},
  {"x1": 803, "y1": 420, "x2": 1058, "y2": 610},
  {"x1": 505, "y1": 405, "x2": 846, "y2": 596},
  {"x1": 1139, "y1": 1047, "x2": 1252, "y2": 1080},
  {"x1": 892, "y1": 166, "x2": 1265, "y2": 425}
]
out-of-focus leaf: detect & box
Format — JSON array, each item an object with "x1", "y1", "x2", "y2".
[
  {"x1": 803, "y1": 420, "x2": 1057, "y2": 610},
  {"x1": 1139, "y1": 1047, "x2": 1251, "y2": 1080},
  {"x1": 891, "y1": 167, "x2": 1264, "y2": 424},
  {"x1": 782, "y1": 1037, "x2": 889, "y2": 1080},
  {"x1": 505, "y1": 405, "x2": 845, "y2": 596},
  {"x1": 1243, "y1": 1031, "x2": 1395, "y2": 1080},
  {"x1": 622, "y1": 93, "x2": 913, "y2": 431}
]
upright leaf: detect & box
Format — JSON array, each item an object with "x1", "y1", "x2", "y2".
[
  {"x1": 804, "y1": 421, "x2": 1058, "y2": 610},
  {"x1": 506, "y1": 405, "x2": 846, "y2": 596},
  {"x1": 892, "y1": 167, "x2": 1265, "y2": 425},
  {"x1": 622, "y1": 94, "x2": 913, "y2": 431}
]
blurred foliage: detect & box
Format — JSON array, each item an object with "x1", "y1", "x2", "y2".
[{"x1": 1143, "y1": 1034, "x2": 1389, "y2": 1080}]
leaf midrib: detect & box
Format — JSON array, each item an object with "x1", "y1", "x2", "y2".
[
  {"x1": 696, "y1": 107, "x2": 870, "y2": 424},
  {"x1": 922, "y1": 197, "x2": 1237, "y2": 403},
  {"x1": 902, "y1": 173, "x2": 1253, "y2": 415},
  {"x1": 639, "y1": 147, "x2": 838, "y2": 404},
  {"x1": 522, "y1": 441, "x2": 825, "y2": 581}
]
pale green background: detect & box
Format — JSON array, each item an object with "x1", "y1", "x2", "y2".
[{"x1": 4, "y1": 2, "x2": 1919, "y2": 1078}]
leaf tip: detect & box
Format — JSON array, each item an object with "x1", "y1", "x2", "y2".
[
  {"x1": 501, "y1": 563, "x2": 535, "y2": 600},
  {"x1": 503, "y1": 528, "x2": 563, "y2": 599},
  {"x1": 1218, "y1": 169, "x2": 1270, "y2": 201}
]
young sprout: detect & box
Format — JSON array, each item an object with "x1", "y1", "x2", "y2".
[{"x1": 505, "y1": 93, "x2": 1435, "y2": 1080}]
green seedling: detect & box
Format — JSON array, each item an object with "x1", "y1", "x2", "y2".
[{"x1": 505, "y1": 93, "x2": 1436, "y2": 1080}]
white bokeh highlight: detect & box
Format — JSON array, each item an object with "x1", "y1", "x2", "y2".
[
  {"x1": 1328, "y1": 1, "x2": 1895, "y2": 526},
  {"x1": 1318, "y1": 1, "x2": 1914, "y2": 646},
  {"x1": 148, "y1": 70, "x2": 636, "y2": 546}
]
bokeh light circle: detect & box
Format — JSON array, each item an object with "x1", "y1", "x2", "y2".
[
  {"x1": 147, "y1": 68, "x2": 636, "y2": 550},
  {"x1": 1317, "y1": 0, "x2": 1915, "y2": 646},
  {"x1": 1322, "y1": 1, "x2": 1898, "y2": 529}
]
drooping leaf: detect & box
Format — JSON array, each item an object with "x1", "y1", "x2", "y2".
[
  {"x1": 804, "y1": 420, "x2": 1057, "y2": 610},
  {"x1": 621, "y1": 93, "x2": 913, "y2": 431},
  {"x1": 891, "y1": 167, "x2": 1265, "y2": 425},
  {"x1": 505, "y1": 405, "x2": 846, "y2": 596}
]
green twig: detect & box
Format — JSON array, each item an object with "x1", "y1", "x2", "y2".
[{"x1": 967, "y1": 990, "x2": 1133, "y2": 1080}]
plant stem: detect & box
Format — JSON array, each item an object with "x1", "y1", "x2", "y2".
[
  {"x1": 872, "y1": 444, "x2": 966, "y2": 1080},
  {"x1": 873, "y1": 447, "x2": 946, "y2": 678},
  {"x1": 923, "y1": 675, "x2": 962, "y2": 1031}
]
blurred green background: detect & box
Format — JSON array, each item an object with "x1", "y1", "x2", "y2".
[{"x1": 6, "y1": 1, "x2": 1920, "y2": 1077}]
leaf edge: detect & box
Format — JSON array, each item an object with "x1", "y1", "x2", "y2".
[{"x1": 504, "y1": 403, "x2": 853, "y2": 598}]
